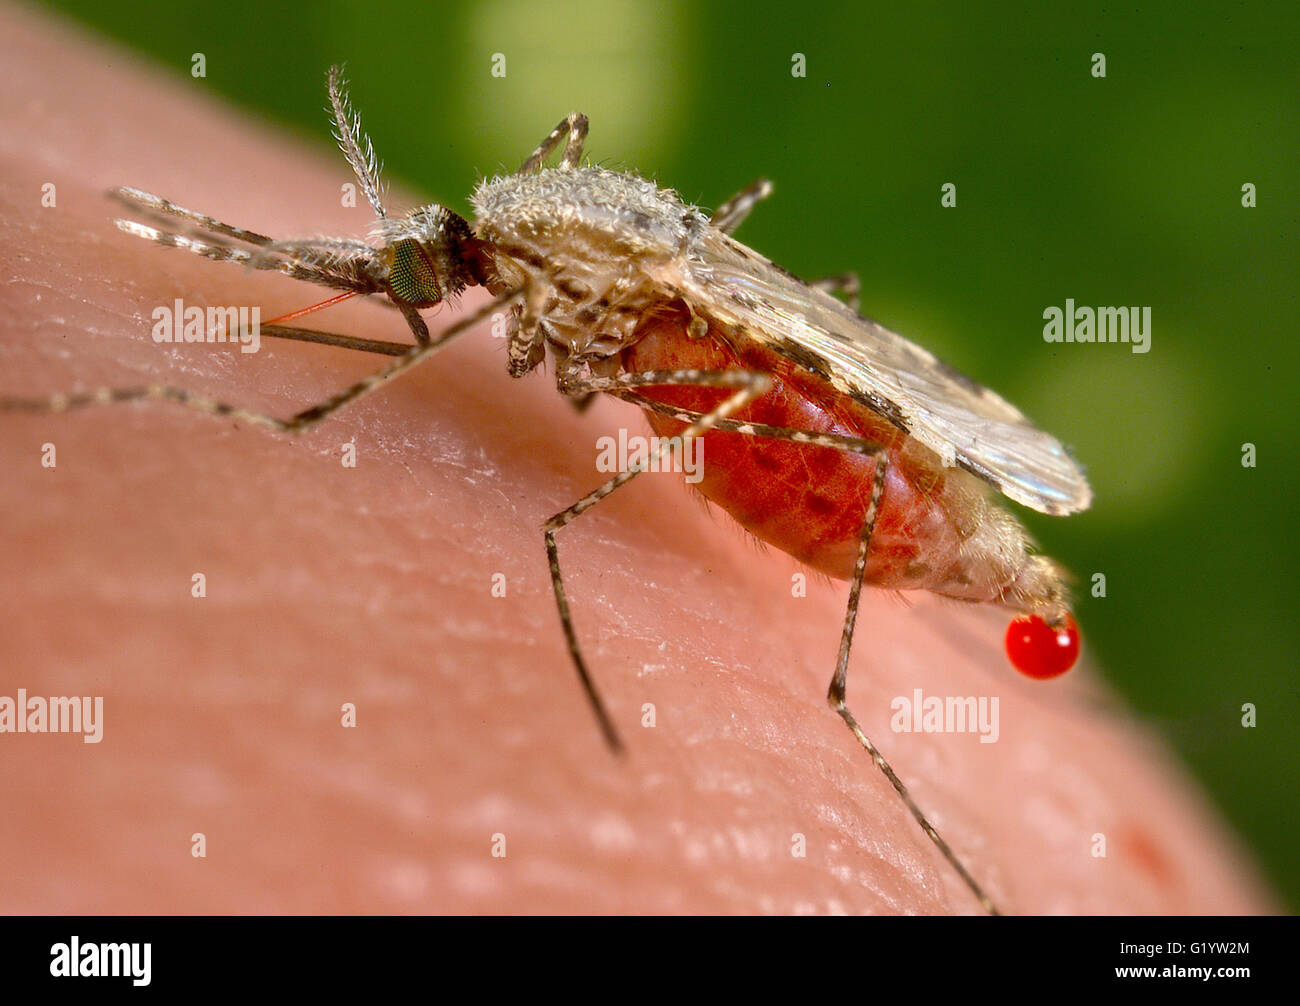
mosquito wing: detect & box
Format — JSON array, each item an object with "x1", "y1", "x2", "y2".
[{"x1": 667, "y1": 229, "x2": 1091, "y2": 516}]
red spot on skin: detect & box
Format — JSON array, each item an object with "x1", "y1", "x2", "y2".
[
  {"x1": 1005, "y1": 613, "x2": 1080, "y2": 679},
  {"x1": 1117, "y1": 824, "x2": 1178, "y2": 890}
]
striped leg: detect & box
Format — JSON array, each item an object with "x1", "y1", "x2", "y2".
[
  {"x1": 811, "y1": 272, "x2": 861, "y2": 312},
  {"x1": 572, "y1": 385, "x2": 1002, "y2": 916},
  {"x1": 711, "y1": 178, "x2": 773, "y2": 234},
  {"x1": 519, "y1": 113, "x2": 589, "y2": 173},
  {"x1": 707, "y1": 184, "x2": 860, "y2": 311},
  {"x1": 257, "y1": 323, "x2": 416, "y2": 356},
  {"x1": 543, "y1": 366, "x2": 773, "y2": 749},
  {"x1": 1, "y1": 293, "x2": 516, "y2": 434}
]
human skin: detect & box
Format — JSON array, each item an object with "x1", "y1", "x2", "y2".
[{"x1": 0, "y1": 5, "x2": 1276, "y2": 914}]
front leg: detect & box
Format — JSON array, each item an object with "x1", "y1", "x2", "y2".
[
  {"x1": 505, "y1": 284, "x2": 549, "y2": 377},
  {"x1": 543, "y1": 364, "x2": 774, "y2": 749},
  {"x1": 519, "y1": 113, "x2": 589, "y2": 173},
  {"x1": 711, "y1": 178, "x2": 773, "y2": 234},
  {"x1": 811, "y1": 272, "x2": 861, "y2": 312}
]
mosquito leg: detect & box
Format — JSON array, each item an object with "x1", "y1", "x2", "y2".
[
  {"x1": 399, "y1": 304, "x2": 431, "y2": 347},
  {"x1": 519, "y1": 113, "x2": 589, "y2": 173},
  {"x1": 505, "y1": 286, "x2": 550, "y2": 377},
  {"x1": 829, "y1": 454, "x2": 1000, "y2": 915},
  {"x1": 604, "y1": 390, "x2": 881, "y2": 455},
  {"x1": 710, "y1": 178, "x2": 773, "y2": 234},
  {"x1": 1, "y1": 293, "x2": 518, "y2": 434},
  {"x1": 811, "y1": 272, "x2": 861, "y2": 312},
  {"x1": 545, "y1": 343, "x2": 600, "y2": 413},
  {"x1": 258, "y1": 323, "x2": 415, "y2": 357},
  {"x1": 706, "y1": 185, "x2": 860, "y2": 312},
  {"x1": 326, "y1": 65, "x2": 387, "y2": 218},
  {"x1": 707, "y1": 185, "x2": 860, "y2": 313},
  {"x1": 542, "y1": 366, "x2": 773, "y2": 749},
  {"x1": 587, "y1": 387, "x2": 1002, "y2": 915}
]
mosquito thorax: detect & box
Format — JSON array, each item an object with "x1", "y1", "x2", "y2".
[
  {"x1": 472, "y1": 166, "x2": 706, "y2": 256},
  {"x1": 378, "y1": 206, "x2": 481, "y2": 308}
]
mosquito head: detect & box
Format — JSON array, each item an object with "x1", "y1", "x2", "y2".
[{"x1": 376, "y1": 206, "x2": 490, "y2": 309}]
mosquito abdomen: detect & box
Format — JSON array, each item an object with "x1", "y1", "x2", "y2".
[{"x1": 625, "y1": 313, "x2": 1065, "y2": 612}]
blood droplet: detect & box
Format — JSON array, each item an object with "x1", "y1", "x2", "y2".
[{"x1": 1005, "y1": 613, "x2": 1080, "y2": 679}]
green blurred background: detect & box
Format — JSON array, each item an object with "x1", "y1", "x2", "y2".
[{"x1": 41, "y1": 0, "x2": 1297, "y2": 909}]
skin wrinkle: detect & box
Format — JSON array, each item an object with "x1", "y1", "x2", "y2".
[{"x1": 0, "y1": 4, "x2": 1278, "y2": 914}]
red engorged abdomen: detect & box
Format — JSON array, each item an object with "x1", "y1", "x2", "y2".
[{"x1": 623, "y1": 316, "x2": 974, "y2": 593}]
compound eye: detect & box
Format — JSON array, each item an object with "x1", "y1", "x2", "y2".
[{"x1": 387, "y1": 239, "x2": 443, "y2": 307}]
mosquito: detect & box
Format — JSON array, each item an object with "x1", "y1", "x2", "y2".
[{"x1": 3, "y1": 66, "x2": 1091, "y2": 915}]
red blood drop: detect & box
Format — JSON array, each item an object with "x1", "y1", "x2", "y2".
[{"x1": 1005, "y1": 613, "x2": 1080, "y2": 679}]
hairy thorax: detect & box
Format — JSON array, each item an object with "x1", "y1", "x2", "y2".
[{"x1": 472, "y1": 167, "x2": 708, "y2": 357}]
